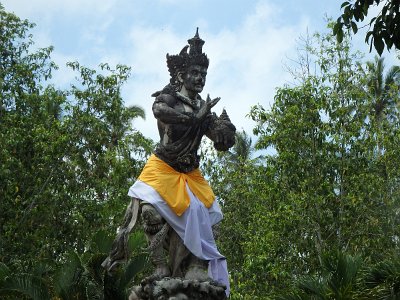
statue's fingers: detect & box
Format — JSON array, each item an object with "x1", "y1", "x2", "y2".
[{"x1": 210, "y1": 97, "x2": 221, "y2": 107}]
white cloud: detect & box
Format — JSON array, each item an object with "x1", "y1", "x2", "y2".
[
  {"x1": 2, "y1": 0, "x2": 117, "y2": 19},
  {"x1": 157, "y1": 0, "x2": 200, "y2": 5},
  {"x1": 1, "y1": 0, "x2": 315, "y2": 144},
  {"x1": 50, "y1": 53, "x2": 80, "y2": 88},
  {"x1": 114, "y1": 27, "x2": 182, "y2": 140},
  {"x1": 82, "y1": 17, "x2": 115, "y2": 47},
  {"x1": 122, "y1": 1, "x2": 308, "y2": 141},
  {"x1": 2, "y1": 0, "x2": 117, "y2": 56}
]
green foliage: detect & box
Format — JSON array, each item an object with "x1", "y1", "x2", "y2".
[
  {"x1": 334, "y1": 0, "x2": 400, "y2": 55},
  {"x1": 0, "y1": 262, "x2": 50, "y2": 300},
  {"x1": 54, "y1": 251, "x2": 87, "y2": 299},
  {"x1": 281, "y1": 252, "x2": 400, "y2": 299},
  {"x1": 201, "y1": 136, "x2": 274, "y2": 298},
  {"x1": 0, "y1": 5, "x2": 153, "y2": 299},
  {"x1": 202, "y1": 24, "x2": 400, "y2": 299},
  {"x1": 0, "y1": 4, "x2": 153, "y2": 270},
  {"x1": 280, "y1": 252, "x2": 362, "y2": 300},
  {"x1": 0, "y1": 275, "x2": 50, "y2": 300},
  {"x1": 53, "y1": 230, "x2": 148, "y2": 300},
  {"x1": 0, "y1": 229, "x2": 148, "y2": 300},
  {"x1": 365, "y1": 56, "x2": 400, "y2": 120},
  {"x1": 251, "y1": 23, "x2": 400, "y2": 256},
  {"x1": 3, "y1": 3, "x2": 400, "y2": 299},
  {"x1": 363, "y1": 256, "x2": 400, "y2": 299}
]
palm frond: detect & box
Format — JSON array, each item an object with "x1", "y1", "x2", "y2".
[
  {"x1": 384, "y1": 66, "x2": 400, "y2": 86},
  {"x1": 228, "y1": 130, "x2": 254, "y2": 163},
  {"x1": 128, "y1": 230, "x2": 147, "y2": 253},
  {"x1": 85, "y1": 253, "x2": 109, "y2": 287},
  {"x1": 364, "y1": 258, "x2": 400, "y2": 299},
  {"x1": 54, "y1": 251, "x2": 85, "y2": 300},
  {"x1": 118, "y1": 253, "x2": 147, "y2": 290},
  {"x1": 298, "y1": 275, "x2": 328, "y2": 299},
  {"x1": 126, "y1": 105, "x2": 145, "y2": 120},
  {"x1": 0, "y1": 274, "x2": 50, "y2": 300},
  {"x1": 90, "y1": 230, "x2": 115, "y2": 254},
  {"x1": 0, "y1": 263, "x2": 11, "y2": 282}
]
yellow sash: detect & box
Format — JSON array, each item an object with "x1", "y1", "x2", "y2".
[{"x1": 138, "y1": 154, "x2": 215, "y2": 216}]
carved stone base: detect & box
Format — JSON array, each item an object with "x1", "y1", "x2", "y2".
[{"x1": 128, "y1": 277, "x2": 227, "y2": 300}]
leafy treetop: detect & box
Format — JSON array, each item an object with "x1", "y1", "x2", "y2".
[{"x1": 334, "y1": 0, "x2": 400, "y2": 55}]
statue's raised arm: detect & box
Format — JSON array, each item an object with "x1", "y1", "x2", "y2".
[{"x1": 151, "y1": 29, "x2": 236, "y2": 173}]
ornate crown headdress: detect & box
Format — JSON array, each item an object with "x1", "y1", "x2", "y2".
[{"x1": 166, "y1": 28, "x2": 209, "y2": 86}]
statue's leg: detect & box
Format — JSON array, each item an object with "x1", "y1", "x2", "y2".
[
  {"x1": 168, "y1": 229, "x2": 209, "y2": 281},
  {"x1": 184, "y1": 253, "x2": 210, "y2": 281},
  {"x1": 102, "y1": 198, "x2": 140, "y2": 272},
  {"x1": 141, "y1": 203, "x2": 171, "y2": 278},
  {"x1": 183, "y1": 223, "x2": 221, "y2": 281}
]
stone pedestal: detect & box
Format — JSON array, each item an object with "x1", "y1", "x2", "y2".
[{"x1": 128, "y1": 277, "x2": 227, "y2": 300}]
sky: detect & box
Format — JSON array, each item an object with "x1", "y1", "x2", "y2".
[{"x1": 2, "y1": 0, "x2": 399, "y2": 142}]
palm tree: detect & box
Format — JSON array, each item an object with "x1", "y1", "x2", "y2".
[
  {"x1": 54, "y1": 230, "x2": 148, "y2": 300},
  {"x1": 366, "y1": 56, "x2": 400, "y2": 122},
  {"x1": 363, "y1": 256, "x2": 400, "y2": 299},
  {"x1": 226, "y1": 130, "x2": 263, "y2": 167},
  {"x1": 109, "y1": 105, "x2": 146, "y2": 148},
  {"x1": 0, "y1": 230, "x2": 148, "y2": 300},
  {"x1": 365, "y1": 56, "x2": 400, "y2": 156},
  {"x1": 0, "y1": 262, "x2": 50, "y2": 300},
  {"x1": 279, "y1": 252, "x2": 363, "y2": 300}
]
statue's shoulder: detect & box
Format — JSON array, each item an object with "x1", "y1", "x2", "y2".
[
  {"x1": 152, "y1": 85, "x2": 177, "y2": 107},
  {"x1": 154, "y1": 93, "x2": 177, "y2": 107}
]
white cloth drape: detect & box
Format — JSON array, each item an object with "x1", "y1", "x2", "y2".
[{"x1": 128, "y1": 180, "x2": 230, "y2": 295}]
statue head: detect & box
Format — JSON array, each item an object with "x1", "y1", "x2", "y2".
[{"x1": 166, "y1": 28, "x2": 209, "y2": 93}]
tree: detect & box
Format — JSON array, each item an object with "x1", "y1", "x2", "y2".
[
  {"x1": 365, "y1": 56, "x2": 400, "y2": 121},
  {"x1": 53, "y1": 230, "x2": 147, "y2": 300},
  {"x1": 0, "y1": 3, "x2": 67, "y2": 265},
  {"x1": 0, "y1": 262, "x2": 50, "y2": 300},
  {"x1": 242, "y1": 24, "x2": 400, "y2": 298},
  {"x1": 364, "y1": 56, "x2": 400, "y2": 156},
  {"x1": 0, "y1": 4, "x2": 152, "y2": 269},
  {"x1": 363, "y1": 255, "x2": 400, "y2": 299},
  {"x1": 200, "y1": 133, "x2": 270, "y2": 298},
  {"x1": 280, "y1": 252, "x2": 363, "y2": 300},
  {"x1": 227, "y1": 130, "x2": 254, "y2": 165},
  {"x1": 334, "y1": 0, "x2": 400, "y2": 55}
]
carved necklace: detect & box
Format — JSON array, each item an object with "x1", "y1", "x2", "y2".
[{"x1": 176, "y1": 92, "x2": 201, "y2": 109}]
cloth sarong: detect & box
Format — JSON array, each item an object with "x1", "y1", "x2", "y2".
[
  {"x1": 128, "y1": 180, "x2": 230, "y2": 295},
  {"x1": 138, "y1": 154, "x2": 215, "y2": 216}
]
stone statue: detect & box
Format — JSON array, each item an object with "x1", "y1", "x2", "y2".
[{"x1": 102, "y1": 28, "x2": 236, "y2": 300}]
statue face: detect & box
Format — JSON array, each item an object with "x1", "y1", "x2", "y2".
[{"x1": 181, "y1": 64, "x2": 207, "y2": 94}]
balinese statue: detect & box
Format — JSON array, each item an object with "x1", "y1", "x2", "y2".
[{"x1": 103, "y1": 28, "x2": 236, "y2": 300}]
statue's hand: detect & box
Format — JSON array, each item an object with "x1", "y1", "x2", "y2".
[
  {"x1": 181, "y1": 111, "x2": 195, "y2": 120},
  {"x1": 206, "y1": 94, "x2": 221, "y2": 108},
  {"x1": 213, "y1": 131, "x2": 235, "y2": 151},
  {"x1": 196, "y1": 94, "x2": 220, "y2": 120}
]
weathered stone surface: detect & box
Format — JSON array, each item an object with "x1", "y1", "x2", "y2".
[
  {"x1": 104, "y1": 29, "x2": 235, "y2": 299},
  {"x1": 128, "y1": 277, "x2": 227, "y2": 300}
]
